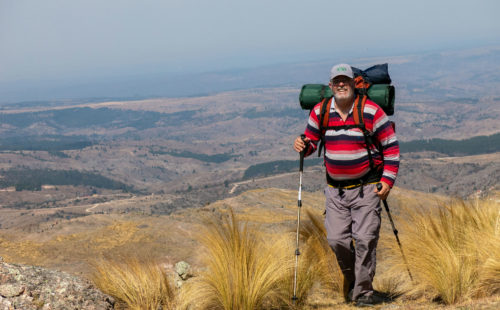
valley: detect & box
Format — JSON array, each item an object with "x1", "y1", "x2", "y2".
[{"x1": 0, "y1": 46, "x2": 498, "y2": 278}]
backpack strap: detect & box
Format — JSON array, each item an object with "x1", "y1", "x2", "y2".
[
  {"x1": 354, "y1": 94, "x2": 387, "y2": 173},
  {"x1": 317, "y1": 97, "x2": 332, "y2": 157},
  {"x1": 353, "y1": 95, "x2": 376, "y2": 170},
  {"x1": 353, "y1": 94, "x2": 365, "y2": 125},
  {"x1": 319, "y1": 97, "x2": 332, "y2": 130}
]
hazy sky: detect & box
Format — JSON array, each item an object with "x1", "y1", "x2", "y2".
[{"x1": 1, "y1": 0, "x2": 499, "y2": 83}]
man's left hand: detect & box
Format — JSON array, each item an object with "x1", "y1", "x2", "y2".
[{"x1": 374, "y1": 181, "x2": 391, "y2": 200}]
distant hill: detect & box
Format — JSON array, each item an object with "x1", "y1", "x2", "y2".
[
  {"x1": 0, "y1": 46, "x2": 498, "y2": 213},
  {"x1": 1, "y1": 46, "x2": 499, "y2": 105},
  {"x1": 400, "y1": 132, "x2": 500, "y2": 155}
]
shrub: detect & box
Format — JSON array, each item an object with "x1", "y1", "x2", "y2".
[
  {"x1": 180, "y1": 209, "x2": 293, "y2": 309},
  {"x1": 381, "y1": 198, "x2": 500, "y2": 304},
  {"x1": 91, "y1": 257, "x2": 176, "y2": 310}
]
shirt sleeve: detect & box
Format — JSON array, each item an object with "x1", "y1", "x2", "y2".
[
  {"x1": 372, "y1": 107, "x2": 400, "y2": 187},
  {"x1": 303, "y1": 105, "x2": 322, "y2": 157}
]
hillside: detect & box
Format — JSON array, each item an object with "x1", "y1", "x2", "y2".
[
  {"x1": 0, "y1": 88, "x2": 497, "y2": 205},
  {"x1": 0, "y1": 186, "x2": 450, "y2": 275},
  {"x1": 0, "y1": 187, "x2": 498, "y2": 309},
  {"x1": 0, "y1": 48, "x2": 498, "y2": 215},
  {"x1": 0, "y1": 49, "x2": 498, "y2": 308}
]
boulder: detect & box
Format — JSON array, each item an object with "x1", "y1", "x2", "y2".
[{"x1": 0, "y1": 258, "x2": 114, "y2": 309}]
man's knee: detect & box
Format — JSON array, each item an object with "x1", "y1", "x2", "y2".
[
  {"x1": 352, "y1": 236, "x2": 379, "y2": 255},
  {"x1": 327, "y1": 236, "x2": 352, "y2": 252},
  {"x1": 352, "y1": 222, "x2": 380, "y2": 247}
]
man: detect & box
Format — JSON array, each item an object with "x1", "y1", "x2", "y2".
[{"x1": 293, "y1": 64, "x2": 399, "y2": 307}]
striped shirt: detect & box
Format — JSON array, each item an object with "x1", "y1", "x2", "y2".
[{"x1": 304, "y1": 98, "x2": 400, "y2": 187}]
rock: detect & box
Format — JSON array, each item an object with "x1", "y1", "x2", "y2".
[
  {"x1": 174, "y1": 261, "x2": 191, "y2": 280},
  {"x1": 174, "y1": 261, "x2": 192, "y2": 288},
  {"x1": 0, "y1": 261, "x2": 114, "y2": 309},
  {"x1": 0, "y1": 284, "x2": 24, "y2": 297}
]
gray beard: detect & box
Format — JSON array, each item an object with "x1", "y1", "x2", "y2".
[{"x1": 333, "y1": 92, "x2": 355, "y2": 106}]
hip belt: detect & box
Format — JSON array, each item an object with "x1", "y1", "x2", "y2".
[{"x1": 326, "y1": 168, "x2": 383, "y2": 196}]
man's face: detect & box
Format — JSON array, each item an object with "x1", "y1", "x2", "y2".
[{"x1": 329, "y1": 76, "x2": 355, "y2": 101}]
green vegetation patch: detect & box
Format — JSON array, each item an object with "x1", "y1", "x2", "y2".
[
  {"x1": 400, "y1": 132, "x2": 500, "y2": 156},
  {"x1": 243, "y1": 158, "x2": 323, "y2": 180},
  {"x1": 150, "y1": 148, "x2": 237, "y2": 163},
  {"x1": 0, "y1": 168, "x2": 132, "y2": 192},
  {"x1": 0, "y1": 135, "x2": 93, "y2": 151}
]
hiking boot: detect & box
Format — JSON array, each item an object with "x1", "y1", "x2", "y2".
[{"x1": 355, "y1": 293, "x2": 389, "y2": 307}]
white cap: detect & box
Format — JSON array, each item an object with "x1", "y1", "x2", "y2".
[{"x1": 330, "y1": 63, "x2": 354, "y2": 80}]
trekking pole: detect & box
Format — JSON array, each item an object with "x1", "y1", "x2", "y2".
[
  {"x1": 377, "y1": 183, "x2": 413, "y2": 282},
  {"x1": 292, "y1": 134, "x2": 306, "y2": 303}
]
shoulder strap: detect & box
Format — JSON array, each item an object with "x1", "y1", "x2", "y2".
[
  {"x1": 354, "y1": 94, "x2": 381, "y2": 171},
  {"x1": 319, "y1": 97, "x2": 332, "y2": 131},
  {"x1": 352, "y1": 95, "x2": 366, "y2": 126}
]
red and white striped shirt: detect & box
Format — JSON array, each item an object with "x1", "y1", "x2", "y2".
[{"x1": 304, "y1": 98, "x2": 399, "y2": 187}]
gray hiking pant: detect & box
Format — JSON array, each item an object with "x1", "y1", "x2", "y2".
[{"x1": 324, "y1": 183, "x2": 381, "y2": 300}]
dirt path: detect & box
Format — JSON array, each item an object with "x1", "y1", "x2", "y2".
[
  {"x1": 85, "y1": 203, "x2": 100, "y2": 213},
  {"x1": 229, "y1": 168, "x2": 322, "y2": 194}
]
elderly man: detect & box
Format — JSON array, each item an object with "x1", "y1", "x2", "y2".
[{"x1": 293, "y1": 64, "x2": 399, "y2": 307}]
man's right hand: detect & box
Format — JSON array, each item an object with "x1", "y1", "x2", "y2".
[{"x1": 293, "y1": 136, "x2": 310, "y2": 153}]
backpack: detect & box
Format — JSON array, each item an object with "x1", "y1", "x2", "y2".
[
  {"x1": 299, "y1": 64, "x2": 396, "y2": 171},
  {"x1": 299, "y1": 64, "x2": 394, "y2": 114}
]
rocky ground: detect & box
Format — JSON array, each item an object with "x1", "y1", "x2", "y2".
[{"x1": 0, "y1": 257, "x2": 114, "y2": 309}]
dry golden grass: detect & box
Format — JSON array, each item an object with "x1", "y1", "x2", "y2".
[
  {"x1": 381, "y1": 198, "x2": 500, "y2": 304},
  {"x1": 472, "y1": 199, "x2": 500, "y2": 298},
  {"x1": 3, "y1": 186, "x2": 499, "y2": 309},
  {"x1": 180, "y1": 208, "x2": 293, "y2": 309},
  {"x1": 179, "y1": 207, "x2": 328, "y2": 309},
  {"x1": 91, "y1": 256, "x2": 176, "y2": 310}
]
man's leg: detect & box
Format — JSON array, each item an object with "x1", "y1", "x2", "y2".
[
  {"x1": 350, "y1": 184, "x2": 381, "y2": 301},
  {"x1": 324, "y1": 186, "x2": 355, "y2": 297}
]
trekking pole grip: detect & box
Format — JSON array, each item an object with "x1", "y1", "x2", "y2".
[{"x1": 299, "y1": 134, "x2": 306, "y2": 172}]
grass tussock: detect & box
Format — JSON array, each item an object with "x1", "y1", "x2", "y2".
[
  {"x1": 382, "y1": 198, "x2": 500, "y2": 304},
  {"x1": 91, "y1": 257, "x2": 176, "y2": 310},
  {"x1": 180, "y1": 208, "x2": 328, "y2": 310},
  {"x1": 180, "y1": 209, "x2": 292, "y2": 309}
]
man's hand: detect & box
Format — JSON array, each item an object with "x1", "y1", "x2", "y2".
[
  {"x1": 374, "y1": 181, "x2": 391, "y2": 200},
  {"x1": 293, "y1": 136, "x2": 310, "y2": 153}
]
